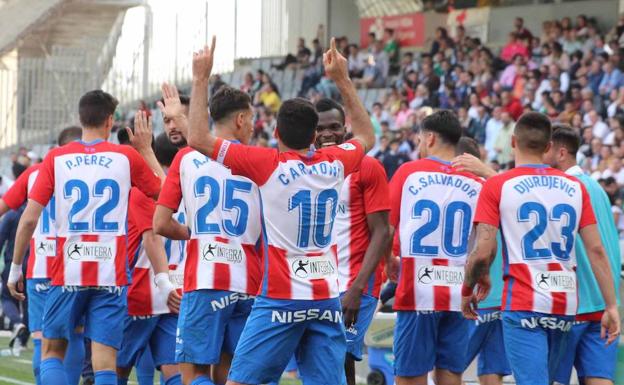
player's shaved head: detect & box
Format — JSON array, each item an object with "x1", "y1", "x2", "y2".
[
  {"x1": 277, "y1": 98, "x2": 319, "y2": 150},
  {"x1": 78, "y1": 90, "x2": 118, "y2": 128},
  {"x1": 57, "y1": 125, "x2": 82, "y2": 146},
  {"x1": 456, "y1": 136, "x2": 481, "y2": 158},
  {"x1": 551, "y1": 124, "x2": 580, "y2": 157},
  {"x1": 514, "y1": 112, "x2": 552, "y2": 155},
  {"x1": 210, "y1": 86, "x2": 251, "y2": 123}
]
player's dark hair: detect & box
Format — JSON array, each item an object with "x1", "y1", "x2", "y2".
[
  {"x1": 117, "y1": 127, "x2": 130, "y2": 145},
  {"x1": 57, "y1": 125, "x2": 82, "y2": 146},
  {"x1": 210, "y1": 86, "x2": 251, "y2": 123},
  {"x1": 456, "y1": 136, "x2": 481, "y2": 158},
  {"x1": 160, "y1": 95, "x2": 189, "y2": 107},
  {"x1": 315, "y1": 98, "x2": 345, "y2": 125},
  {"x1": 154, "y1": 132, "x2": 179, "y2": 167},
  {"x1": 551, "y1": 124, "x2": 581, "y2": 157},
  {"x1": 421, "y1": 109, "x2": 461, "y2": 145},
  {"x1": 78, "y1": 90, "x2": 118, "y2": 128},
  {"x1": 514, "y1": 112, "x2": 552, "y2": 154},
  {"x1": 277, "y1": 98, "x2": 319, "y2": 150}
]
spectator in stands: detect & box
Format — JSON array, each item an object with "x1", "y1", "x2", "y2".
[
  {"x1": 599, "y1": 60, "x2": 623, "y2": 97},
  {"x1": 430, "y1": 27, "x2": 451, "y2": 57},
  {"x1": 354, "y1": 54, "x2": 385, "y2": 89},
  {"x1": 273, "y1": 37, "x2": 311, "y2": 70},
  {"x1": 394, "y1": 100, "x2": 413, "y2": 129},
  {"x1": 252, "y1": 70, "x2": 266, "y2": 96},
  {"x1": 501, "y1": 32, "x2": 529, "y2": 63},
  {"x1": 138, "y1": 100, "x2": 151, "y2": 118},
  {"x1": 494, "y1": 111, "x2": 515, "y2": 167},
  {"x1": 348, "y1": 44, "x2": 366, "y2": 78},
  {"x1": 210, "y1": 74, "x2": 227, "y2": 96},
  {"x1": 419, "y1": 60, "x2": 441, "y2": 95},
  {"x1": 514, "y1": 17, "x2": 533, "y2": 41},
  {"x1": 562, "y1": 28, "x2": 583, "y2": 55},
  {"x1": 254, "y1": 82, "x2": 281, "y2": 114},
  {"x1": 240, "y1": 72, "x2": 255, "y2": 95},
  {"x1": 311, "y1": 38, "x2": 323, "y2": 66},
  {"x1": 384, "y1": 28, "x2": 400, "y2": 75},
  {"x1": 485, "y1": 106, "x2": 503, "y2": 160},
  {"x1": 374, "y1": 138, "x2": 410, "y2": 179},
  {"x1": 501, "y1": 90, "x2": 523, "y2": 120}
]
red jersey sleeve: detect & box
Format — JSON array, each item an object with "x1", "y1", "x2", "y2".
[
  {"x1": 578, "y1": 182, "x2": 597, "y2": 229},
  {"x1": 129, "y1": 188, "x2": 155, "y2": 235},
  {"x1": 320, "y1": 139, "x2": 365, "y2": 177},
  {"x1": 360, "y1": 157, "x2": 391, "y2": 215},
  {"x1": 121, "y1": 146, "x2": 161, "y2": 198},
  {"x1": 211, "y1": 138, "x2": 278, "y2": 186},
  {"x1": 473, "y1": 176, "x2": 503, "y2": 228},
  {"x1": 3, "y1": 166, "x2": 34, "y2": 209},
  {"x1": 157, "y1": 150, "x2": 184, "y2": 210},
  {"x1": 388, "y1": 163, "x2": 412, "y2": 228},
  {"x1": 29, "y1": 151, "x2": 56, "y2": 207}
]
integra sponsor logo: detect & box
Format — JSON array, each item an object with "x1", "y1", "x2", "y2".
[
  {"x1": 200, "y1": 243, "x2": 243, "y2": 264},
  {"x1": 271, "y1": 309, "x2": 343, "y2": 323},
  {"x1": 35, "y1": 240, "x2": 56, "y2": 257},
  {"x1": 534, "y1": 271, "x2": 576, "y2": 293},
  {"x1": 291, "y1": 258, "x2": 336, "y2": 279},
  {"x1": 520, "y1": 316, "x2": 572, "y2": 332},
  {"x1": 417, "y1": 265, "x2": 464, "y2": 286},
  {"x1": 66, "y1": 242, "x2": 113, "y2": 261}
]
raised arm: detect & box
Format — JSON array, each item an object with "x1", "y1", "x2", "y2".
[
  {"x1": 8, "y1": 200, "x2": 44, "y2": 300},
  {"x1": 187, "y1": 36, "x2": 218, "y2": 157},
  {"x1": 128, "y1": 111, "x2": 166, "y2": 183},
  {"x1": 579, "y1": 224, "x2": 621, "y2": 344},
  {"x1": 324, "y1": 38, "x2": 375, "y2": 152}
]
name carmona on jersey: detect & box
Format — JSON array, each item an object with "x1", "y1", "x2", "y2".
[
  {"x1": 407, "y1": 173, "x2": 479, "y2": 198},
  {"x1": 277, "y1": 160, "x2": 344, "y2": 186}
]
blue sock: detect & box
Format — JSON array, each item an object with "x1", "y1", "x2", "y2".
[
  {"x1": 135, "y1": 349, "x2": 154, "y2": 385},
  {"x1": 164, "y1": 373, "x2": 182, "y2": 385},
  {"x1": 189, "y1": 376, "x2": 216, "y2": 385},
  {"x1": 41, "y1": 358, "x2": 67, "y2": 385},
  {"x1": 94, "y1": 370, "x2": 117, "y2": 385},
  {"x1": 32, "y1": 339, "x2": 42, "y2": 385},
  {"x1": 117, "y1": 378, "x2": 128, "y2": 385},
  {"x1": 64, "y1": 332, "x2": 85, "y2": 385}
]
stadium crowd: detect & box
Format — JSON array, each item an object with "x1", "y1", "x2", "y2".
[{"x1": 0, "y1": 9, "x2": 622, "y2": 385}]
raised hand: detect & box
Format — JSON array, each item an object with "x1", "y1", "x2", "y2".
[
  {"x1": 192, "y1": 35, "x2": 217, "y2": 82},
  {"x1": 323, "y1": 37, "x2": 349, "y2": 83},
  {"x1": 127, "y1": 111, "x2": 153, "y2": 153},
  {"x1": 157, "y1": 83, "x2": 185, "y2": 121}
]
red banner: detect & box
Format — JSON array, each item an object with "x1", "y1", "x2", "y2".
[{"x1": 360, "y1": 13, "x2": 425, "y2": 48}]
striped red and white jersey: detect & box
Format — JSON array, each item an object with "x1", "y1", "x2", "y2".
[
  {"x1": 157, "y1": 146, "x2": 262, "y2": 295},
  {"x1": 127, "y1": 188, "x2": 186, "y2": 316},
  {"x1": 210, "y1": 138, "x2": 365, "y2": 300},
  {"x1": 3, "y1": 164, "x2": 56, "y2": 279},
  {"x1": 335, "y1": 156, "x2": 390, "y2": 298},
  {"x1": 389, "y1": 157, "x2": 483, "y2": 311},
  {"x1": 29, "y1": 140, "x2": 161, "y2": 287},
  {"x1": 474, "y1": 165, "x2": 596, "y2": 316}
]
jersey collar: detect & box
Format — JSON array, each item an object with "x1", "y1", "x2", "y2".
[
  {"x1": 79, "y1": 139, "x2": 104, "y2": 146},
  {"x1": 427, "y1": 156, "x2": 451, "y2": 165},
  {"x1": 518, "y1": 163, "x2": 548, "y2": 168},
  {"x1": 565, "y1": 165, "x2": 584, "y2": 176}
]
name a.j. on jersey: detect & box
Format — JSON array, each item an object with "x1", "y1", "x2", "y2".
[
  {"x1": 277, "y1": 161, "x2": 343, "y2": 186},
  {"x1": 64, "y1": 154, "x2": 114, "y2": 170},
  {"x1": 513, "y1": 175, "x2": 576, "y2": 198},
  {"x1": 407, "y1": 174, "x2": 479, "y2": 199}
]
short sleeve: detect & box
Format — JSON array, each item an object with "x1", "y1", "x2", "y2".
[
  {"x1": 3, "y1": 167, "x2": 33, "y2": 209},
  {"x1": 157, "y1": 151, "x2": 183, "y2": 210},
  {"x1": 320, "y1": 139, "x2": 365, "y2": 177},
  {"x1": 211, "y1": 138, "x2": 278, "y2": 186},
  {"x1": 388, "y1": 163, "x2": 411, "y2": 228},
  {"x1": 123, "y1": 146, "x2": 161, "y2": 198},
  {"x1": 28, "y1": 152, "x2": 55, "y2": 207},
  {"x1": 360, "y1": 158, "x2": 391, "y2": 215},
  {"x1": 473, "y1": 178, "x2": 502, "y2": 228},
  {"x1": 129, "y1": 188, "x2": 155, "y2": 235},
  {"x1": 578, "y1": 182, "x2": 597, "y2": 229}
]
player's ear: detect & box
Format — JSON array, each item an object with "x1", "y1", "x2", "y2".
[
  {"x1": 511, "y1": 134, "x2": 517, "y2": 149},
  {"x1": 543, "y1": 140, "x2": 552, "y2": 156}
]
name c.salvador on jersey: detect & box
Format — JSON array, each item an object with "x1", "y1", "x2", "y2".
[
  {"x1": 406, "y1": 173, "x2": 480, "y2": 199},
  {"x1": 278, "y1": 160, "x2": 344, "y2": 186}
]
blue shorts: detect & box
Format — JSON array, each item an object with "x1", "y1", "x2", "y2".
[
  {"x1": 502, "y1": 311, "x2": 573, "y2": 385},
  {"x1": 465, "y1": 309, "x2": 511, "y2": 376},
  {"x1": 553, "y1": 320, "x2": 618, "y2": 384},
  {"x1": 42, "y1": 286, "x2": 127, "y2": 349},
  {"x1": 342, "y1": 292, "x2": 377, "y2": 361},
  {"x1": 175, "y1": 290, "x2": 253, "y2": 365},
  {"x1": 228, "y1": 296, "x2": 347, "y2": 385},
  {"x1": 394, "y1": 311, "x2": 470, "y2": 377},
  {"x1": 26, "y1": 278, "x2": 51, "y2": 332},
  {"x1": 117, "y1": 314, "x2": 177, "y2": 369}
]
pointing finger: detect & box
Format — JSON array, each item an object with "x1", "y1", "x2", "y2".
[
  {"x1": 330, "y1": 37, "x2": 336, "y2": 52},
  {"x1": 210, "y1": 35, "x2": 217, "y2": 55}
]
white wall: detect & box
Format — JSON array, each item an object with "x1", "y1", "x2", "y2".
[{"x1": 328, "y1": 0, "x2": 360, "y2": 45}]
